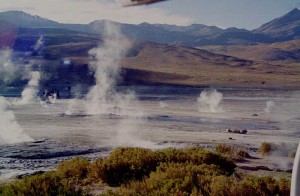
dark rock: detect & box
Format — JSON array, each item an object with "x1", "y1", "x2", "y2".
[{"x1": 241, "y1": 129, "x2": 248, "y2": 134}]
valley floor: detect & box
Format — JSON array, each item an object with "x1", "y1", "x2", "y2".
[{"x1": 0, "y1": 86, "x2": 299, "y2": 179}]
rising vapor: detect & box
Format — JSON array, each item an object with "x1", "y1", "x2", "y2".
[
  {"x1": 264, "y1": 100, "x2": 275, "y2": 113},
  {"x1": 83, "y1": 21, "x2": 156, "y2": 148},
  {"x1": 14, "y1": 71, "x2": 41, "y2": 105},
  {"x1": 85, "y1": 21, "x2": 131, "y2": 115},
  {"x1": 197, "y1": 88, "x2": 223, "y2": 113},
  {"x1": 0, "y1": 49, "x2": 20, "y2": 84},
  {"x1": 0, "y1": 96, "x2": 33, "y2": 145}
]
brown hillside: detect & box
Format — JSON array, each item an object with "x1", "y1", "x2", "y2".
[
  {"x1": 199, "y1": 39, "x2": 300, "y2": 62},
  {"x1": 44, "y1": 41, "x2": 300, "y2": 89},
  {"x1": 121, "y1": 43, "x2": 300, "y2": 88}
]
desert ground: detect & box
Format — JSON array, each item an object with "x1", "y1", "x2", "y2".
[{"x1": 0, "y1": 86, "x2": 299, "y2": 180}]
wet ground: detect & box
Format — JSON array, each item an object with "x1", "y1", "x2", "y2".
[{"x1": 0, "y1": 86, "x2": 299, "y2": 179}]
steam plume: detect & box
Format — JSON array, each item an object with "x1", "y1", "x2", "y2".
[
  {"x1": 14, "y1": 71, "x2": 41, "y2": 105},
  {"x1": 64, "y1": 85, "x2": 82, "y2": 115},
  {"x1": 0, "y1": 96, "x2": 33, "y2": 145},
  {"x1": 0, "y1": 49, "x2": 20, "y2": 83},
  {"x1": 264, "y1": 100, "x2": 275, "y2": 113},
  {"x1": 83, "y1": 21, "x2": 156, "y2": 148},
  {"x1": 197, "y1": 88, "x2": 223, "y2": 113},
  {"x1": 85, "y1": 21, "x2": 131, "y2": 115},
  {"x1": 33, "y1": 35, "x2": 44, "y2": 52}
]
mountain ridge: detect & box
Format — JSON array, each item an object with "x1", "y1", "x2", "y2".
[
  {"x1": 253, "y1": 8, "x2": 300, "y2": 39},
  {"x1": 2, "y1": 9, "x2": 300, "y2": 46}
]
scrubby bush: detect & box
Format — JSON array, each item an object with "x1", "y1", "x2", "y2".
[
  {"x1": 237, "y1": 149, "x2": 251, "y2": 158},
  {"x1": 0, "y1": 172, "x2": 83, "y2": 196},
  {"x1": 260, "y1": 142, "x2": 272, "y2": 156},
  {"x1": 119, "y1": 163, "x2": 226, "y2": 195},
  {"x1": 210, "y1": 175, "x2": 290, "y2": 196},
  {"x1": 215, "y1": 144, "x2": 250, "y2": 159},
  {"x1": 215, "y1": 144, "x2": 234, "y2": 156},
  {"x1": 155, "y1": 147, "x2": 236, "y2": 174},
  {"x1": 57, "y1": 157, "x2": 90, "y2": 182},
  {"x1": 240, "y1": 176, "x2": 279, "y2": 195},
  {"x1": 89, "y1": 147, "x2": 236, "y2": 186},
  {"x1": 210, "y1": 176, "x2": 240, "y2": 196},
  {"x1": 116, "y1": 165, "x2": 291, "y2": 196},
  {"x1": 0, "y1": 147, "x2": 290, "y2": 195},
  {"x1": 88, "y1": 147, "x2": 158, "y2": 186},
  {"x1": 278, "y1": 177, "x2": 291, "y2": 196}
]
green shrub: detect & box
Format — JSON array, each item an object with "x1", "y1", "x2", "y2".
[
  {"x1": 88, "y1": 147, "x2": 158, "y2": 186},
  {"x1": 57, "y1": 157, "x2": 90, "y2": 182},
  {"x1": 89, "y1": 147, "x2": 236, "y2": 186},
  {"x1": 210, "y1": 176, "x2": 240, "y2": 196},
  {"x1": 237, "y1": 149, "x2": 251, "y2": 158},
  {"x1": 155, "y1": 147, "x2": 236, "y2": 174},
  {"x1": 240, "y1": 176, "x2": 279, "y2": 195},
  {"x1": 210, "y1": 175, "x2": 290, "y2": 196},
  {"x1": 1, "y1": 147, "x2": 288, "y2": 195},
  {"x1": 260, "y1": 142, "x2": 272, "y2": 156},
  {"x1": 278, "y1": 177, "x2": 291, "y2": 196},
  {"x1": 119, "y1": 163, "x2": 226, "y2": 196},
  {"x1": 215, "y1": 144, "x2": 234, "y2": 156},
  {"x1": 0, "y1": 172, "x2": 83, "y2": 196}
]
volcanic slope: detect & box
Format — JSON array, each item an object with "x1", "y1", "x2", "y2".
[{"x1": 120, "y1": 42, "x2": 300, "y2": 88}]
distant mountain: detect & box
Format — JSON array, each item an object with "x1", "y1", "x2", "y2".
[
  {"x1": 0, "y1": 10, "x2": 94, "y2": 34},
  {"x1": 152, "y1": 23, "x2": 223, "y2": 36},
  {"x1": 0, "y1": 10, "x2": 60, "y2": 28},
  {"x1": 0, "y1": 9, "x2": 300, "y2": 49},
  {"x1": 253, "y1": 8, "x2": 300, "y2": 39},
  {"x1": 89, "y1": 20, "x2": 224, "y2": 46}
]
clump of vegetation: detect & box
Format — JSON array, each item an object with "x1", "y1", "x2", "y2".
[
  {"x1": 210, "y1": 176, "x2": 290, "y2": 196},
  {"x1": 57, "y1": 157, "x2": 90, "y2": 180},
  {"x1": 89, "y1": 147, "x2": 236, "y2": 186},
  {"x1": 0, "y1": 146, "x2": 291, "y2": 195},
  {"x1": 237, "y1": 149, "x2": 251, "y2": 158},
  {"x1": 119, "y1": 163, "x2": 226, "y2": 195},
  {"x1": 0, "y1": 172, "x2": 83, "y2": 196},
  {"x1": 259, "y1": 142, "x2": 298, "y2": 157},
  {"x1": 117, "y1": 169, "x2": 290, "y2": 195},
  {"x1": 259, "y1": 142, "x2": 272, "y2": 156},
  {"x1": 215, "y1": 144, "x2": 250, "y2": 159},
  {"x1": 215, "y1": 144, "x2": 235, "y2": 156},
  {"x1": 88, "y1": 147, "x2": 158, "y2": 186}
]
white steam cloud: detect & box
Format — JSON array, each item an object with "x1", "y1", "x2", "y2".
[
  {"x1": 113, "y1": 92, "x2": 154, "y2": 147},
  {"x1": 14, "y1": 71, "x2": 41, "y2": 105},
  {"x1": 0, "y1": 96, "x2": 33, "y2": 145},
  {"x1": 33, "y1": 35, "x2": 45, "y2": 55},
  {"x1": 0, "y1": 49, "x2": 20, "y2": 83},
  {"x1": 82, "y1": 21, "x2": 156, "y2": 148},
  {"x1": 85, "y1": 21, "x2": 131, "y2": 115},
  {"x1": 65, "y1": 85, "x2": 82, "y2": 115},
  {"x1": 197, "y1": 88, "x2": 223, "y2": 113},
  {"x1": 264, "y1": 100, "x2": 275, "y2": 113},
  {"x1": 34, "y1": 35, "x2": 44, "y2": 51}
]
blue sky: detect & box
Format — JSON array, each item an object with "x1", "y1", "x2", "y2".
[
  {"x1": 0, "y1": 0, "x2": 299, "y2": 29},
  {"x1": 152, "y1": 0, "x2": 300, "y2": 29}
]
